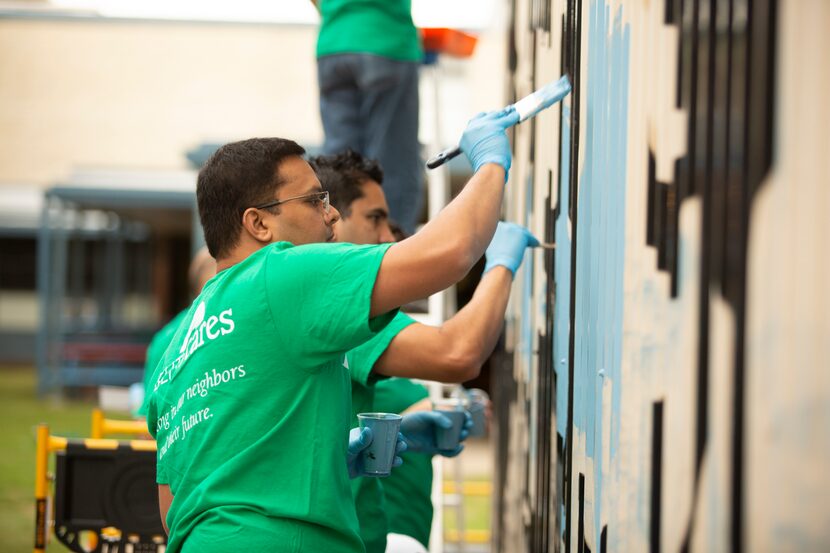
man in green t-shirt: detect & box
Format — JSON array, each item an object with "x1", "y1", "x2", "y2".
[
  {"x1": 146, "y1": 105, "x2": 521, "y2": 553},
  {"x1": 312, "y1": 0, "x2": 423, "y2": 234},
  {"x1": 138, "y1": 247, "x2": 216, "y2": 417},
  {"x1": 311, "y1": 150, "x2": 538, "y2": 552}
]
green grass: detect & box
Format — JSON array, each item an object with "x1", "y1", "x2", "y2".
[{"x1": 0, "y1": 367, "x2": 98, "y2": 552}]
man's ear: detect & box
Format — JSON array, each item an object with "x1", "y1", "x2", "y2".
[{"x1": 240, "y1": 207, "x2": 275, "y2": 244}]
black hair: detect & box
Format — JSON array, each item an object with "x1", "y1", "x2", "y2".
[
  {"x1": 196, "y1": 137, "x2": 305, "y2": 259},
  {"x1": 387, "y1": 220, "x2": 409, "y2": 242},
  {"x1": 307, "y1": 150, "x2": 384, "y2": 218}
]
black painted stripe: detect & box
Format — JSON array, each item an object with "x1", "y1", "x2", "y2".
[{"x1": 650, "y1": 401, "x2": 664, "y2": 553}]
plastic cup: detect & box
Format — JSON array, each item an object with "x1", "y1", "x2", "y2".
[
  {"x1": 433, "y1": 399, "x2": 465, "y2": 450},
  {"x1": 467, "y1": 402, "x2": 487, "y2": 437},
  {"x1": 357, "y1": 413, "x2": 402, "y2": 477},
  {"x1": 466, "y1": 389, "x2": 489, "y2": 438}
]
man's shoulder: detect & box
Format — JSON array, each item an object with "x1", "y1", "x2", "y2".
[
  {"x1": 266, "y1": 241, "x2": 391, "y2": 271},
  {"x1": 344, "y1": 311, "x2": 416, "y2": 378},
  {"x1": 278, "y1": 241, "x2": 382, "y2": 255},
  {"x1": 154, "y1": 310, "x2": 189, "y2": 342},
  {"x1": 375, "y1": 311, "x2": 418, "y2": 340},
  {"x1": 390, "y1": 311, "x2": 417, "y2": 327}
]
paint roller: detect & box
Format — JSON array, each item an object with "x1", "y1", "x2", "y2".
[{"x1": 426, "y1": 75, "x2": 572, "y2": 170}]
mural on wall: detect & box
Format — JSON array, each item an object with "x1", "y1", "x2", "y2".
[{"x1": 493, "y1": 0, "x2": 830, "y2": 552}]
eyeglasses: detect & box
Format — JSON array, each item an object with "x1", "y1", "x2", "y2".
[{"x1": 252, "y1": 190, "x2": 330, "y2": 213}]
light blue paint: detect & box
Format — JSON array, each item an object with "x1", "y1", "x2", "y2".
[
  {"x1": 553, "y1": 102, "x2": 573, "y2": 445},
  {"x1": 514, "y1": 75, "x2": 573, "y2": 122},
  {"x1": 553, "y1": 104, "x2": 573, "y2": 536},
  {"x1": 569, "y1": 1, "x2": 630, "y2": 548}
]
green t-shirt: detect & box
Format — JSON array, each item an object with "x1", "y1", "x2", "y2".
[
  {"x1": 146, "y1": 241, "x2": 396, "y2": 553},
  {"x1": 316, "y1": 0, "x2": 423, "y2": 62},
  {"x1": 138, "y1": 309, "x2": 188, "y2": 416},
  {"x1": 347, "y1": 312, "x2": 416, "y2": 553},
  {"x1": 374, "y1": 377, "x2": 433, "y2": 548}
]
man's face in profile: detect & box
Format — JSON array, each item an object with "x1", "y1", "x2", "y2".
[
  {"x1": 263, "y1": 157, "x2": 340, "y2": 246},
  {"x1": 334, "y1": 180, "x2": 396, "y2": 245}
]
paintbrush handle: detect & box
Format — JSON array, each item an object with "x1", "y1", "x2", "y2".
[
  {"x1": 425, "y1": 146, "x2": 462, "y2": 169},
  {"x1": 427, "y1": 75, "x2": 571, "y2": 172}
]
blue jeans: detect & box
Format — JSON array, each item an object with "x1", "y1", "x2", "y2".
[{"x1": 318, "y1": 54, "x2": 423, "y2": 234}]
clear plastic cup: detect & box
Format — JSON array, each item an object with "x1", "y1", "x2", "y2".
[
  {"x1": 357, "y1": 412, "x2": 402, "y2": 477},
  {"x1": 467, "y1": 402, "x2": 486, "y2": 437},
  {"x1": 466, "y1": 389, "x2": 489, "y2": 437},
  {"x1": 433, "y1": 399, "x2": 465, "y2": 450}
]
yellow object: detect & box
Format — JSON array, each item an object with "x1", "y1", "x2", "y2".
[
  {"x1": 90, "y1": 408, "x2": 149, "y2": 439},
  {"x1": 34, "y1": 425, "x2": 49, "y2": 553},
  {"x1": 32, "y1": 423, "x2": 159, "y2": 553},
  {"x1": 442, "y1": 480, "x2": 492, "y2": 496},
  {"x1": 34, "y1": 428, "x2": 72, "y2": 553},
  {"x1": 77, "y1": 530, "x2": 99, "y2": 551},
  {"x1": 101, "y1": 526, "x2": 121, "y2": 538},
  {"x1": 444, "y1": 529, "x2": 491, "y2": 543}
]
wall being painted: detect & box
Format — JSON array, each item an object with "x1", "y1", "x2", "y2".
[{"x1": 494, "y1": 1, "x2": 830, "y2": 551}]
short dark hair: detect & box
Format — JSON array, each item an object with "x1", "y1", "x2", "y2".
[
  {"x1": 308, "y1": 150, "x2": 384, "y2": 218},
  {"x1": 387, "y1": 220, "x2": 409, "y2": 242},
  {"x1": 197, "y1": 137, "x2": 305, "y2": 259}
]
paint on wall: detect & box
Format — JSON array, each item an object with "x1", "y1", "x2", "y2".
[{"x1": 492, "y1": 0, "x2": 829, "y2": 551}]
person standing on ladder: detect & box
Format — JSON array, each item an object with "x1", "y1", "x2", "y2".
[{"x1": 312, "y1": 0, "x2": 424, "y2": 235}]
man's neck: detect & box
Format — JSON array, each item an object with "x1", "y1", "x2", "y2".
[{"x1": 216, "y1": 242, "x2": 264, "y2": 272}]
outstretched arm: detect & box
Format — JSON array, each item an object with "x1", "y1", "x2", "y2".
[
  {"x1": 374, "y1": 222, "x2": 538, "y2": 382},
  {"x1": 374, "y1": 267, "x2": 511, "y2": 382},
  {"x1": 369, "y1": 109, "x2": 519, "y2": 317}
]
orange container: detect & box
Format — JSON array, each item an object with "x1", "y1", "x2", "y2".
[{"x1": 420, "y1": 28, "x2": 478, "y2": 58}]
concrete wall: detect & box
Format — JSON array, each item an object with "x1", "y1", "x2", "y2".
[{"x1": 494, "y1": 0, "x2": 830, "y2": 551}]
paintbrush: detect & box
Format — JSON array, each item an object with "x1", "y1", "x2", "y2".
[{"x1": 426, "y1": 75, "x2": 572, "y2": 169}]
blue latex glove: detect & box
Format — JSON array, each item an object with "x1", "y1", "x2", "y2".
[
  {"x1": 483, "y1": 222, "x2": 540, "y2": 276},
  {"x1": 347, "y1": 427, "x2": 407, "y2": 479},
  {"x1": 459, "y1": 107, "x2": 520, "y2": 176},
  {"x1": 400, "y1": 411, "x2": 474, "y2": 458}
]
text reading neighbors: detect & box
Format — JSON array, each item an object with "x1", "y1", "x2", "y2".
[{"x1": 157, "y1": 365, "x2": 247, "y2": 460}]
